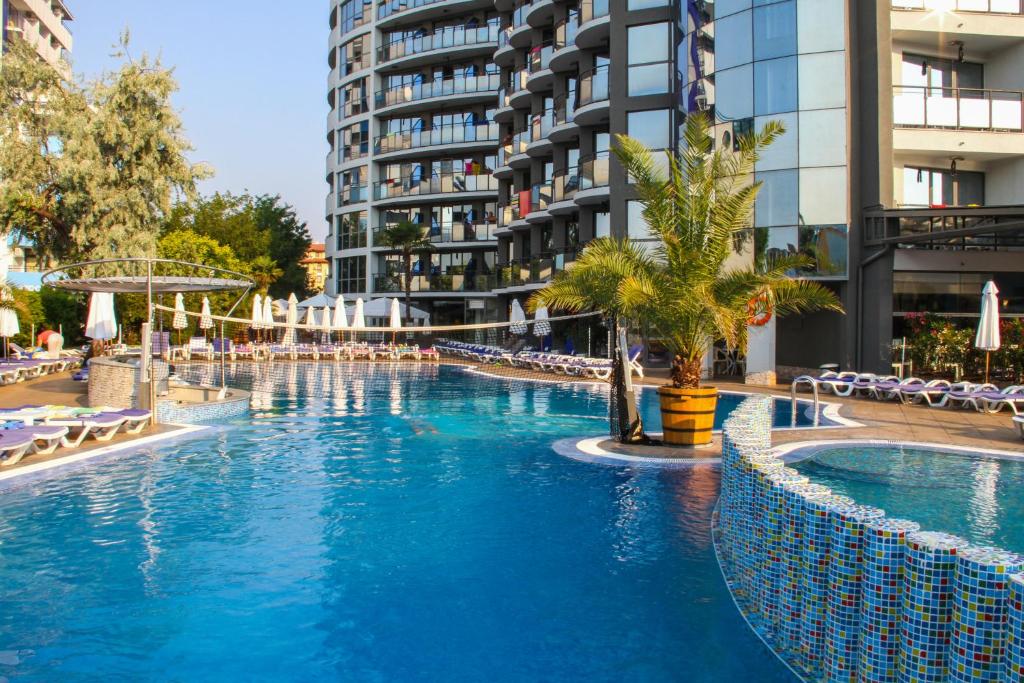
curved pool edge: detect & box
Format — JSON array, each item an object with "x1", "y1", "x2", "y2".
[
  {"x1": 772, "y1": 438, "x2": 1024, "y2": 464},
  {"x1": 552, "y1": 436, "x2": 721, "y2": 468},
  {"x1": 710, "y1": 502, "x2": 809, "y2": 683}
]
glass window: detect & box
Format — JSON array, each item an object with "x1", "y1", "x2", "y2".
[
  {"x1": 753, "y1": 113, "x2": 797, "y2": 172},
  {"x1": 627, "y1": 109, "x2": 671, "y2": 149},
  {"x1": 754, "y1": 169, "x2": 798, "y2": 227},
  {"x1": 627, "y1": 201, "x2": 654, "y2": 240},
  {"x1": 340, "y1": 35, "x2": 370, "y2": 76},
  {"x1": 753, "y1": 0, "x2": 796, "y2": 61},
  {"x1": 337, "y1": 256, "x2": 366, "y2": 295},
  {"x1": 799, "y1": 166, "x2": 847, "y2": 225},
  {"x1": 594, "y1": 211, "x2": 610, "y2": 239},
  {"x1": 714, "y1": 11, "x2": 752, "y2": 72},
  {"x1": 798, "y1": 52, "x2": 845, "y2": 111},
  {"x1": 628, "y1": 24, "x2": 670, "y2": 65},
  {"x1": 798, "y1": 225, "x2": 848, "y2": 278},
  {"x1": 628, "y1": 0, "x2": 668, "y2": 7},
  {"x1": 797, "y1": 0, "x2": 844, "y2": 54},
  {"x1": 798, "y1": 109, "x2": 846, "y2": 168},
  {"x1": 715, "y1": 64, "x2": 754, "y2": 121},
  {"x1": 337, "y1": 211, "x2": 367, "y2": 251},
  {"x1": 754, "y1": 56, "x2": 797, "y2": 115},
  {"x1": 629, "y1": 64, "x2": 670, "y2": 96}
]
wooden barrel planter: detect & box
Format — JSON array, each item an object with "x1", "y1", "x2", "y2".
[{"x1": 657, "y1": 386, "x2": 719, "y2": 447}]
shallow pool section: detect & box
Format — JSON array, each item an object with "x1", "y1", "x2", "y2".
[
  {"x1": 0, "y1": 363, "x2": 792, "y2": 681},
  {"x1": 791, "y1": 443, "x2": 1024, "y2": 552}
]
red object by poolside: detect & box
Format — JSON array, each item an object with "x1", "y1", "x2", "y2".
[{"x1": 37, "y1": 330, "x2": 54, "y2": 346}]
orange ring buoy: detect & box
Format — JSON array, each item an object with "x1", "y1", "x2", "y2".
[{"x1": 747, "y1": 293, "x2": 773, "y2": 327}]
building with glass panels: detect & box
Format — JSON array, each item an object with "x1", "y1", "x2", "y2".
[{"x1": 327, "y1": 0, "x2": 1024, "y2": 370}]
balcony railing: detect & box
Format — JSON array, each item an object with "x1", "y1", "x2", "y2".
[
  {"x1": 864, "y1": 205, "x2": 1024, "y2": 251},
  {"x1": 374, "y1": 222, "x2": 498, "y2": 244},
  {"x1": 377, "y1": 22, "x2": 499, "y2": 64},
  {"x1": 893, "y1": 86, "x2": 1024, "y2": 132},
  {"x1": 512, "y1": 2, "x2": 530, "y2": 30},
  {"x1": 498, "y1": 131, "x2": 530, "y2": 166},
  {"x1": 554, "y1": 93, "x2": 575, "y2": 126},
  {"x1": 555, "y1": 14, "x2": 578, "y2": 50},
  {"x1": 374, "y1": 121, "x2": 499, "y2": 154},
  {"x1": 578, "y1": 65, "x2": 609, "y2": 108},
  {"x1": 375, "y1": 73, "x2": 500, "y2": 109},
  {"x1": 374, "y1": 272, "x2": 497, "y2": 293},
  {"x1": 377, "y1": 0, "x2": 448, "y2": 20},
  {"x1": 373, "y1": 172, "x2": 499, "y2": 200},
  {"x1": 530, "y1": 108, "x2": 554, "y2": 142},
  {"x1": 509, "y1": 68, "x2": 529, "y2": 95},
  {"x1": 892, "y1": 0, "x2": 1022, "y2": 13},
  {"x1": 553, "y1": 165, "x2": 580, "y2": 202},
  {"x1": 579, "y1": 0, "x2": 610, "y2": 24},
  {"x1": 338, "y1": 184, "x2": 369, "y2": 206},
  {"x1": 496, "y1": 252, "x2": 574, "y2": 287},
  {"x1": 529, "y1": 42, "x2": 555, "y2": 74},
  {"x1": 578, "y1": 151, "x2": 610, "y2": 191}
]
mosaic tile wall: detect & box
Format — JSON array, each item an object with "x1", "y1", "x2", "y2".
[
  {"x1": 715, "y1": 397, "x2": 1024, "y2": 683},
  {"x1": 156, "y1": 394, "x2": 249, "y2": 425}
]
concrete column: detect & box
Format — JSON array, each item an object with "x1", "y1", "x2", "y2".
[{"x1": 745, "y1": 317, "x2": 777, "y2": 385}]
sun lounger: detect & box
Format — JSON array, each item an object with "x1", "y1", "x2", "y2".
[
  {"x1": 1015, "y1": 415, "x2": 1024, "y2": 439},
  {"x1": 28, "y1": 425, "x2": 70, "y2": 455},
  {"x1": 44, "y1": 412, "x2": 128, "y2": 446},
  {"x1": 116, "y1": 409, "x2": 152, "y2": 434},
  {"x1": 931, "y1": 382, "x2": 997, "y2": 410},
  {"x1": 981, "y1": 386, "x2": 1024, "y2": 415},
  {"x1": 0, "y1": 429, "x2": 37, "y2": 466},
  {"x1": 0, "y1": 366, "x2": 22, "y2": 385},
  {"x1": 896, "y1": 379, "x2": 951, "y2": 406},
  {"x1": 792, "y1": 371, "x2": 858, "y2": 397},
  {"x1": 187, "y1": 337, "x2": 214, "y2": 360}
]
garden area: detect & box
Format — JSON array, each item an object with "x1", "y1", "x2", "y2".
[{"x1": 898, "y1": 313, "x2": 1024, "y2": 383}]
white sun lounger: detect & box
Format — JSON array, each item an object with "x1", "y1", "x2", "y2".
[
  {"x1": 981, "y1": 386, "x2": 1024, "y2": 415},
  {"x1": 0, "y1": 429, "x2": 37, "y2": 466},
  {"x1": 44, "y1": 412, "x2": 128, "y2": 447},
  {"x1": 1015, "y1": 415, "x2": 1024, "y2": 439}
]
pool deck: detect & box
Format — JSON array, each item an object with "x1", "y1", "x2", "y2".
[
  {"x1": 0, "y1": 371, "x2": 203, "y2": 479},
  {"x1": 599, "y1": 371, "x2": 1024, "y2": 459}
]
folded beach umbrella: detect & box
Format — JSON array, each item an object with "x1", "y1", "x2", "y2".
[
  {"x1": 0, "y1": 288, "x2": 19, "y2": 341},
  {"x1": 172, "y1": 293, "x2": 187, "y2": 331},
  {"x1": 321, "y1": 305, "x2": 332, "y2": 343},
  {"x1": 333, "y1": 295, "x2": 349, "y2": 330},
  {"x1": 975, "y1": 280, "x2": 1001, "y2": 383},
  {"x1": 304, "y1": 305, "x2": 317, "y2": 328},
  {"x1": 352, "y1": 298, "x2": 366, "y2": 329},
  {"x1": 251, "y1": 293, "x2": 264, "y2": 329},
  {"x1": 284, "y1": 293, "x2": 299, "y2": 345},
  {"x1": 389, "y1": 298, "x2": 402, "y2": 329},
  {"x1": 510, "y1": 299, "x2": 528, "y2": 335},
  {"x1": 199, "y1": 297, "x2": 214, "y2": 334},
  {"x1": 533, "y1": 305, "x2": 551, "y2": 336},
  {"x1": 262, "y1": 296, "x2": 274, "y2": 331},
  {"x1": 85, "y1": 292, "x2": 117, "y2": 341}
]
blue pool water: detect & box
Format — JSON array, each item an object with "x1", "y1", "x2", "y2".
[
  {"x1": 792, "y1": 444, "x2": 1024, "y2": 554},
  {"x1": 0, "y1": 364, "x2": 794, "y2": 681}
]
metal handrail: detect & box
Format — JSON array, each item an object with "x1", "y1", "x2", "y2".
[
  {"x1": 892, "y1": 85, "x2": 1024, "y2": 131},
  {"x1": 790, "y1": 378, "x2": 821, "y2": 428}
]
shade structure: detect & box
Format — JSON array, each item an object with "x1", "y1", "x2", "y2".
[
  {"x1": 389, "y1": 298, "x2": 402, "y2": 329},
  {"x1": 283, "y1": 293, "x2": 299, "y2": 344},
  {"x1": 321, "y1": 305, "x2": 332, "y2": 341},
  {"x1": 352, "y1": 298, "x2": 366, "y2": 328},
  {"x1": 251, "y1": 293, "x2": 264, "y2": 329},
  {"x1": 297, "y1": 292, "x2": 335, "y2": 310},
  {"x1": 85, "y1": 292, "x2": 117, "y2": 341},
  {"x1": 975, "y1": 280, "x2": 1001, "y2": 352},
  {"x1": 262, "y1": 296, "x2": 274, "y2": 330},
  {"x1": 172, "y1": 293, "x2": 187, "y2": 330},
  {"x1": 510, "y1": 299, "x2": 528, "y2": 335},
  {"x1": 199, "y1": 297, "x2": 214, "y2": 331},
  {"x1": 533, "y1": 306, "x2": 551, "y2": 336},
  {"x1": 333, "y1": 295, "x2": 349, "y2": 329},
  {"x1": 350, "y1": 298, "x2": 429, "y2": 325}
]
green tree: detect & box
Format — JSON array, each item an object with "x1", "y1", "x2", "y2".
[
  {"x1": 377, "y1": 221, "x2": 432, "y2": 326},
  {"x1": 530, "y1": 113, "x2": 842, "y2": 388},
  {"x1": 253, "y1": 195, "x2": 312, "y2": 298},
  {"x1": 0, "y1": 36, "x2": 209, "y2": 262},
  {"x1": 248, "y1": 255, "x2": 284, "y2": 294}
]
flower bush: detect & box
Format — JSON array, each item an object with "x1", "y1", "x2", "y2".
[{"x1": 903, "y1": 313, "x2": 1023, "y2": 382}]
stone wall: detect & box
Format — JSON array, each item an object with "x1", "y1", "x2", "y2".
[
  {"x1": 716, "y1": 397, "x2": 1024, "y2": 682},
  {"x1": 88, "y1": 356, "x2": 170, "y2": 409}
]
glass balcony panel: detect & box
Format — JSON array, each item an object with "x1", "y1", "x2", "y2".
[{"x1": 893, "y1": 86, "x2": 1023, "y2": 131}]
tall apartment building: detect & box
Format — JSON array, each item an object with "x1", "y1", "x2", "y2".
[
  {"x1": 1, "y1": 0, "x2": 73, "y2": 69},
  {"x1": 327, "y1": 0, "x2": 1024, "y2": 372},
  {"x1": 325, "y1": 0, "x2": 503, "y2": 326}
]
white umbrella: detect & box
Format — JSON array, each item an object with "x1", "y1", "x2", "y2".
[
  {"x1": 333, "y1": 295, "x2": 349, "y2": 330},
  {"x1": 304, "y1": 305, "x2": 318, "y2": 328},
  {"x1": 172, "y1": 293, "x2": 187, "y2": 331},
  {"x1": 533, "y1": 305, "x2": 551, "y2": 336},
  {"x1": 352, "y1": 297, "x2": 366, "y2": 329},
  {"x1": 262, "y1": 296, "x2": 275, "y2": 338},
  {"x1": 284, "y1": 293, "x2": 298, "y2": 345},
  {"x1": 975, "y1": 280, "x2": 1001, "y2": 383},
  {"x1": 251, "y1": 293, "x2": 264, "y2": 327},
  {"x1": 85, "y1": 292, "x2": 117, "y2": 341},
  {"x1": 199, "y1": 297, "x2": 214, "y2": 334},
  {"x1": 0, "y1": 288, "x2": 19, "y2": 341},
  {"x1": 389, "y1": 298, "x2": 402, "y2": 328},
  {"x1": 510, "y1": 299, "x2": 528, "y2": 335},
  {"x1": 321, "y1": 305, "x2": 332, "y2": 343}
]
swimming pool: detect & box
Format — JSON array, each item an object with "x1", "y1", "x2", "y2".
[
  {"x1": 0, "y1": 363, "x2": 793, "y2": 681},
  {"x1": 790, "y1": 443, "x2": 1024, "y2": 553}
]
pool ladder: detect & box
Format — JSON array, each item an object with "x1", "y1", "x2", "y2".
[{"x1": 789, "y1": 379, "x2": 821, "y2": 428}]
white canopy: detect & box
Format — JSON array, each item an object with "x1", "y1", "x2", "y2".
[
  {"x1": 389, "y1": 298, "x2": 402, "y2": 329},
  {"x1": 351, "y1": 298, "x2": 366, "y2": 328},
  {"x1": 975, "y1": 280, "x2": 1001, "y2": 352},
  {"x1": 262, "y1": 296, "x2": 275, "y2": 330},
  {"x1": 85, "y1": 292, "x2": 117, "y2": 341},
  {"x1": 251, "y1": 293, "x2": 264, "y2": 328},
  {"x1": 352, "y1": 298, "x2": 429, "y2": 325},
  {"x1": 297, "y1": 292, "x2": 335, "y2": 310},
  {"x1": 333, "y1": 295, "x2": 349, "y2": 329}
]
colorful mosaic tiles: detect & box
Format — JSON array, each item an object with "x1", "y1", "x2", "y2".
[{"x1": 714, "y1": 396, "x2": 1024, "y2": 683}]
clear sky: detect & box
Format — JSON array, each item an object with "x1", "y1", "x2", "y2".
[{"x1": 69, "y1": 1, "x2": 329, "y2": 240}]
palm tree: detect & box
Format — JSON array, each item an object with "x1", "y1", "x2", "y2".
[
  {"x1": 530, "y1": 112, "x2": 842, "y2": 389},
  {"x1": 377, "y1": 220, "x2": 432, "y2": 326},
  {"x1": 248, "y1": 255, "x2": 283, "y2": 294}
]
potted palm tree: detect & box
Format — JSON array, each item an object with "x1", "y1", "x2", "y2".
[
  {"x1": 377, "y1": 220, "x2": 432, "y2": 326},
  {"x1": 529, "y1": 113, "x2": 842, "y2": 446}
]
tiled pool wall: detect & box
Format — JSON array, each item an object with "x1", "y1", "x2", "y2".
[
  {"x1": 156, "y1": 394, "x2": 249, "y2": 425},
  {"x1": 714, "y1": 397, "x2": 1024, "y2": 683}
]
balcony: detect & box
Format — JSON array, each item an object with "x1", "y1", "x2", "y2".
[
  {"x1": 498, "y1": 129, "x2": 531, "y2": 168},
  {"x1": 575, "y1": 65, "x2": 610, "y2": 125},
  {"x1": 376, "y1": 22, "x2": 499, "y2": 68},
  {"x1": 892, "y1": 86, "x2": 1024, "y2": 157},
  {"x1": 374, "y1": 121, "x2": 499, "y2": 157},
  {"x1": 527, "y1": 109, "x2": 555, "y2": 155},
  {"x1": 577, "y1": 0, "x2": 610, "y2": 48},
  {"x1": 374, "y1": 272, "x2": 497, "y2": 294},
  {"x1": 375, "y1": 73, "x2": 500, "y2": 114},
  {"x1": 499, "y1": 190, "x2": 530, "y2": 228},
  {"x1": 338, "y1": 184, "x2": 369, "y2": 207},
  {"x1": 575, "y1": 151, "x2": 610, "y2": 204},
  {"x1": 508, "y1": 68, "x2": 531, "y2": 109},
  {"x1": 496, "y1": 252, "x2": 574, "y2": 288},
  {"x1": 550, "y1": 16, "x2": 581, "y2": 72},
  {"x1": 864, "y1": 205, "x2": 1024, "y2": 251},
  {"x1": 376, "y1": 0, "x2": 496, "y2": 26},
  {"x1": 373, "y1": 171, "x2": 499, "y2": 203},
  {"x1": 550, "y1": 94, "x2": 578, "y2": 142},
  {"x1": 527, "y1": 42, "x2": 556, "y2": 91},
  {"x1": 374, "y1": 222, "x2": 498, "y2": 245},
  {"x1": 892, "y1": 0, "x2": 1021, "y2": 13}
]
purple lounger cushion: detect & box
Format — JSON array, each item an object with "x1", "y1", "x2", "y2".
[
  {"x1": 118, "y1": 409, "x2": 151, "y2": 419},
  {"x1": 88, "y1": 413, "x2": 129, "y2": 425},
  {"x1": 0, "y1": 429, "x2": 36, "y2": 448},
  {"x1": 30, "y1": 426, "x2": 67, "y2": 438}
]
